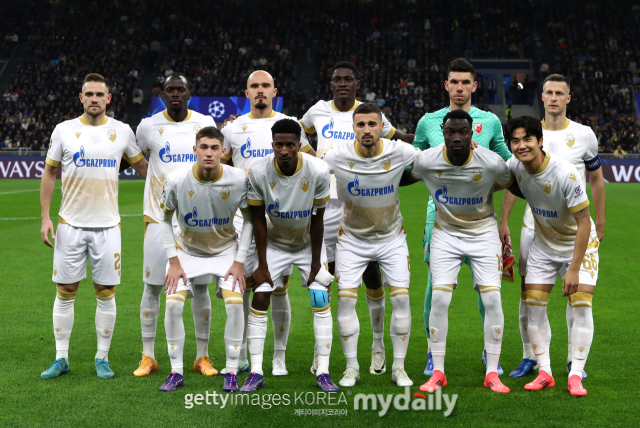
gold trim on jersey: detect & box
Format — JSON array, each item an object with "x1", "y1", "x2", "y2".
[
  {"x1": 274, "y1": 152, "x2": 303, "y2": 176},
  {"x1": 124, "y1": 152, "x2": 144, "y2": 164},
  {"x1": 45, "y1": 157, "x2": 60, "y2": 167},
  {"x1": 162, "y1": 109, "x2": 193, "y2": 123},
  {"x1": 385, "y1": 127, "x2": 397, "y2": 140},
  {"x1": 144, "y1": 215, "x2": 157, "y2": 224},
  {"x1": 541, "y1": 118, "x2": 570, "y2": 131},
  {"x1": 504, "y1": 174, "x2": 515, "y2": 189},
  {"x1": 354, "y1": 140, "x2": 384, "y2": 158},
  {"x1": 443, "y1": 145, "x2": 472, "y2": 166},
  {"x1": 192, "y1": 164, "x2": 224, "y2": 183},
  {"x1": 79, "y1": 114, "x2": 108, "y2": 126},
  {"x1": 534, "y1": 152, "x2": 551, "y2": 174},
  {"x1": 570, "y1": 199, "x2": 590, "y2": 214},
  {"x1": 247, "y1": 111, "x2": 277, "y2": 119},
  {"x1": 59, "y1": 217, "x2": 68, "y2": 224},
  {"x1": 331, "y1": 100, "x2": 359, "y2": 112},
  {"x1": 300, "y1": 144, "x2": 312, "y2": 153},
  {"x1": 299, "y1": 119, "x2": 315, "y2": 134},
  {"x1": 222, "y1": 149, "x2": 233, "y2": 160},
  {"x1": 248, "y1": 199, "x2": 265, "y2": 206},
  {"x1": 313, "y1": 195, "x2": 330, "y2": 205}
]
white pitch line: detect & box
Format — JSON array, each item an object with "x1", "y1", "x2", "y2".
[
  {"x1": 0, "y1": 180, "x2": 143, "y2": 195},
  {"x1": 0, "y1": 214, "x2": 141, "y2": 221}
]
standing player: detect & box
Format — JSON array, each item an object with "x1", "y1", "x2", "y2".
[
  {"x1": 40, "y1": 73, "x2": 148, "y2": 379},
  {"x1": 412, "y1": 58, "x2": 511, "y2": 375},
  {"x1": 220, "y1": 70, "x2": 315, "y2": 377},
  {"x1": 500, "y1": 74, "x2": 605, "y2": 379},
  {"x1": 300, "y1": 62, "x2": 413, "y2": 375},
  {"x1": 134, "y1": 74, "x2": 218, "y2": 377},
  {"x1": 241, "y1": 119, "x2": 337, "y2": 392},
  {"x1": 157, "y1": 127, "x2": 252, "y2": 392},
  {"x1": 505, "y1": 116, "x2": 598, "y2": 396},
  {"x1": 413, "y1": 110, "x2": 516, "y2": 394},
  {"x1": 322, "y1": 102, "x2": 419, "y2": 388}
]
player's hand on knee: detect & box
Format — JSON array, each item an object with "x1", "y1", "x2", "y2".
[
  {"x1": 41, "y1": 218, "x2": 55, "y2": 248},
  {"x1": 251, "y1": 265, "x2": 273, "y2": 290},
  {"x1": 562, "y1": 268, "x2": 579, "y2": 297},
  {"x1": 226, "y1": 261, "x2": 246, "y2": 294},
  {"x1": 498, "y1": 223, "x2": 510, "y2": 245},
  {"x1": 165, "y1": 259, "x2": 186, "y2": 295},
  {"x1": 221, "y1": 114, "x2": 240, "y2": 128},
  {"x1": 307, "y1": 261, "x2": 322, "y2": 286}
]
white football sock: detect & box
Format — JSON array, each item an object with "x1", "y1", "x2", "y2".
[
  {"x1": 389, "y1": 287, "x2": 411, "y2": 370},
  {"x1": 165, "y1": 292, "x2": 187, "y2": 375},
  {"x1": 222, "y1": 290, "x2": 244, "y2": 374},
  {"x1": 191, "y1": 283, "x2": 211, "y2": 360},
  {"x1": 140, "y1": 283, "x2": 162, "y2": 359},
  {"x1": 337, "y1": 288, "x2": 360, "y2": 370},
  {"x1": 519, "y1": 290, "x2": 534, "y2": 359},
  {"x1": 247, "y1": 307, "x2": 268, "y2": 375},
  {"x1": 240, "y1": 290, "x2": 251, "y2": 362},
  {"x1": 478, "y1": 286, "x2": 504, "y2": 375},
  {"x1": 429, "y1": 285, "x2": 454, "y2": 373},
  {"x1": 569, "y1": 293, "x2": 594, "y2": 378},
  {"x1": 366, "y1": 287, "x2": 385, "y2": 351},
  {"x1": 313, "y1": 303, "x2": 333, "y2": 374},
  {"x1": 95, "y1": 287, "x2": 116, "y2": 360},
  {"x1": 566, "y1": 299, "x2": 574, "y2": 363},
  {"x1": 53, "y1": 286, "x2": 76, "y2": 362},
  {"x1": 271, "y1": 282, "x2": 291, "y2": 362},
  {"x1": 526, "y1": 290, "x2": 552, "y2": 376}
]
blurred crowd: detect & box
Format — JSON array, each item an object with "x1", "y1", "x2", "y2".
[{"x1": 1, "y1": 0, "x2": 639, "y2": 152}]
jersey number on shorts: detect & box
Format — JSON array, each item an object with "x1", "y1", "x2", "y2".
[
  {"x1": 114, "y1": 253, "x2": 121, "y2": 270},
  {"x1": 582, "y1": 254, "x2": 597, "y2": 271},
  {"x1": 496, "y1": 254, "x2": 503, "y2": 272}
]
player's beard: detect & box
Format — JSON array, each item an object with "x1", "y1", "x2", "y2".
[
  {"x1": 255, "y1": 100, "x2": 268, "y2": 110},
  {"x1": 85, "y1": 105, "x2": 105, "y2": 118},
  {"x1": 452, "y1": 94, "x2": 471, "y2": 108},
  {"x1": 360, "y1": 135, "x2": 379, "y2": 149}
]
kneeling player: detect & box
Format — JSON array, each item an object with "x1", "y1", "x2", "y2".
[
  {"x1": 242, "y1": 119, "x2": 338, "y2": 392},
  {"x1": 158, "y1": 127, "x2": 253, "y2": 392},
  {"x1": 322, "y1": 102, "x2": 419, "y2": 388},
  {"x1": 506, "y1": 116, "x2": 597, "y2": 396},
  {"x1": 412, "y1": 110, "x2": 517, "y2": 394}
]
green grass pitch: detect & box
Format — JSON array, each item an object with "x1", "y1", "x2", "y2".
[{"x1": 1, "y1": 179, "x2": 638, "y2": 427}]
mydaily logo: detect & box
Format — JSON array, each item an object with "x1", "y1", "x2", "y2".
[{"x1": 354, "y1": 387, "x2": 457, "y2": 417}]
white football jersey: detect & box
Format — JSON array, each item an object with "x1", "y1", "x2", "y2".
[
  {"x1": 322, "y1": 139, "x2": 418, "y2": 243},
  {"x1": 46, "y1": 114, "x2": 143, "y2": 228},
  {"x1": 248, "y1": 153, "x2": 330, "y2": 252},
  {"x1": 160, "y1": 164, "x2": 249, "y2": 257},
  {"x1": 412, "y1": 146, "x2": 514, "y2": 238},
  {"x1": 136, "y1": 110, "x2": 216, "y2": 224},
  {"x1": 300, "y1": 100, "x2": 396, "y2": 198},
  {"x1": 221, "y1": 111, "x2": 312, "y2": 177},
  {"x1": 508, "y1": 152, "x2": 595, "y2": 256},
  {"x1": 523, "y1": 118, "x2": 600, "y2": 228}
]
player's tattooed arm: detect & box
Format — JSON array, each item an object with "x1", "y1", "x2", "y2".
[
  {"x1": 564, "y1": 207, "x2": 592, "y2": 297},
  {"x1": 307, "y1": 207, "x2": 325, "y2": 285},
  {"x1": 250, "y1": 204, "x2": 273, "y2": 289},
  {"x1": 40, "y1": 163, "x2": 58, "y2": 248}
]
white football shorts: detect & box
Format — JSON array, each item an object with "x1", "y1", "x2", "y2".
[
  {"x1": 323, "y1": 199, "x2": 343, "y2": 263},
  {"x1": 143, "y1": 222, "x2": 212, "y2": 286},
  {"x1": 254, "y1": 243, "x2": 328, "y2": 293},
  {"x1": 168, "y1": 248, "x2": 238, "y2": 298},
  {"x1": 525, "y1": 237, "x2": 599, "y2": 286},
  {"x1": 52, "y1": 222, "x2": 121, "y2": 285},
  {"x1": 518, "y1": 225, "x2": 535, "y2": 278},
  {"x1": 335, "y1": 230, "x2": 410, "y2": 290},
  {"x1": 430, "y1": 227, "x2": 502, "y2": 289}
]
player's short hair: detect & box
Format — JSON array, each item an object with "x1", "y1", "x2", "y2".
[
  {"x1": 196, "y1": 126, "x2": 224, "y2": 144},
  {"x1": 83, "y1": 73, "x2": 110, "y2": 93},
  {"x1": 164, "y1": 74, "x2": 190, "y2": 91},
  {"x1": 442, "y1": 109, "x2": 473, "y2": 128},
  {"x1": 331, "y1": 61, "x2": 360, "y2": 80},
  {"x1": 353, "y1": 101, "x2": 382, "y2": 120},
  {"x1": 543, "y1": 74, "x2": 570, "y2": 93},
  {"x1": 505, "y1": 116, "x2": 543, "y2": 142},
  {"x1": 448, "y1": 58, "x2": 475, "y2": 77},
  {"x1": 271, "y1": 118, "x2": 301, "y2": 141}
]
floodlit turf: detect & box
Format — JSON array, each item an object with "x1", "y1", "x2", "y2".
[{"x1": 1, "y1": 179, "x2": 638, "y2": 427}]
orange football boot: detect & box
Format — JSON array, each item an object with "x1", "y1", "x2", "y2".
[
  {"x1": 419, "y1": 370, "x2": 447, "y2": 392},
  {"x1": 524, "y1": 370, "x2": 555, "y2": 390},
  {"x1": 134, "y1": 352, "x2": 158, "y2": 377},
  {"x1": 194, "y1": 356, "x2": 218, "y2": 376},
  {"x1": 568, "y1": 375, "x2": 587, "y2": 396},
  {"x1": 484, "y1": 372, "x2": 510, "y2": 393}
]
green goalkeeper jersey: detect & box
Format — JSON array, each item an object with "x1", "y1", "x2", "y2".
[{"x1": 413, "y1": 106, "x2": 512, "y2": 161}]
